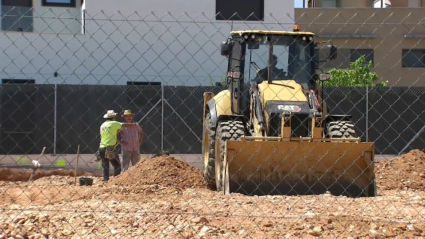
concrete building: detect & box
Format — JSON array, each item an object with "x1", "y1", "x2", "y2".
[
  {"x1": 2, "y1": 0, "x2": 424, "y2": 86},
  {"x1": 305, "y1": 0, "x2": 425, "y2": 8},
  {"x1": 0, "y1": 0, "x2": 295, "y2": 86},
  {"x1": 296, "y1": 4, "x2": 425, "y2": 86},
  {"x1": 388, "y1": 0, "x2": 425, "y2": 7}
]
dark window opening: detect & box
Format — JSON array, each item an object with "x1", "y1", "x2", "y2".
[
  {"x1": 1, "y1": 0, "x2": 32, "y2": 7},
  {"x1": 350, "y1": 49, "x2": 374, "y2": 66},
  {"x1": 216, "y1": 0, "x2": 264, "y2": 21},
  {"x1": 41, "y1": 0, "x2": 76, "y2": 7},
  {"x1": 2, "y1": 79, "x2": 35, "y2": 84},
  {"x1": 1, "y1": 0, "x2": 33, "y2": 32},
  {"x1": 127, "y1": 81, "x2": 162, "y2": 86},
  {"x1": 314, "y1": 48, "x2": 374, "y2": 70},
  {"x1": 402, "y1": 49, "x2": 425, "y2": 68}
]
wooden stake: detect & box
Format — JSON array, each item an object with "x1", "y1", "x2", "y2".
[{"x1": 74, "y1": 144, "x2": 80, "y2": 186}]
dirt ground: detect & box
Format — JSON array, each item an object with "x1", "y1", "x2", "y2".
[{"x1": 0, "y1": 151, "x2": 424, "y2": 239}]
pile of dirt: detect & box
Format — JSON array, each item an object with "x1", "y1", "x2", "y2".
[
  {"x1": 106, "y1": 155, "x2": 206, "y2": 189},
  {"x1": 375, "y1": 149, "x2": 425, "y2": 190},
  {"x1": 0, "y1": 168, "x2": 100, "y2": 182}
]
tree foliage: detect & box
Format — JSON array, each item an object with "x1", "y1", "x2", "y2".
[
  {"x1": 324, "y1": 55, "x2": 388, "y2": 87},
  {"x1": 220, "y1": 76, "x2": 227, "y2": 86}
]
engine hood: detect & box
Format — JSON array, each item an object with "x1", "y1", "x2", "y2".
[{"x1": 258, "y1": 80, "x2": 308, "y2": 103}]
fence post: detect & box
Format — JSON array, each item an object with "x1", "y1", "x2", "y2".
[
  {"x1": 54, "y1": 83, "x2": 57, "y2": 155},
  {"x1": 365, "y1": 85, "x2": 369, "y2": 142},
  {"x1": 161, "y1": 84, "x2": 164, "y2": 152}
]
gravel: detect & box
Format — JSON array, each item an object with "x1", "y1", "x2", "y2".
[{"x1": 0, "y1": 151, "x2": 424, "y2": 238}]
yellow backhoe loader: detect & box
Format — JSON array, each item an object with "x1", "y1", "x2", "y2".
[{"x1": 202, "y1": 26, "x2": 376, "y2": 197}]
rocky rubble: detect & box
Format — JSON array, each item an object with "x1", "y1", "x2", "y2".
[
  {"x1": 375, "y1": 149, "x2": 425, "y2": 190},
  {"x1": 106, "y1": 155, "x2": 206, "y2": 189},
  {"x1": 0, "y1": 151, "x2": 424, "y2": 238},
  {"x1": 0, "y1": 188, "x2": 424, "y2": 239}
]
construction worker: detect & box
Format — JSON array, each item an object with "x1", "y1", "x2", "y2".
[
  {"x1": 118, "y1": 109, "x2": 144, "y2": 172},
  {"x1": 96, "y1": 110, "x2": 139, "y2": 182}
]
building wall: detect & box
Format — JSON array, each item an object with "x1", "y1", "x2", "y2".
[
  {"x1": 310, "y1": 0, "x2": 425, "y2": 8},
  {"x1": 295, "y1": 8, "x2": 425, "y2": 86},
  {"x1": 0, "y1": 0, "x2": 295, "y2": 86},
  {"x1": 391, "y1": 0, "x2": 425, "y2": 7},
  {"x1": 314, "y1": 0, "x2": 374, "y2": 8}
]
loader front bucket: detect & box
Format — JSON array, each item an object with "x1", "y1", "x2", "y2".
[{"x1": 223, "y1": 139, "x2": 376, "y2": 197}]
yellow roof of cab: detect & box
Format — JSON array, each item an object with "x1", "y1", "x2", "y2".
[{"x1": 230, "y1": 30, "x2": 316, "y2": 36}]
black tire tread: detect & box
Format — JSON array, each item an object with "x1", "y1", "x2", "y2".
[
  {"x1": 327, "y1": 120, "x2": 357, "y2": 139},
  {"x1": 216, "y1": 120, "x2": 245, "y2": 191},
  {"x1": 203, "y1": 113, "x2": 216, "y2": 189}
]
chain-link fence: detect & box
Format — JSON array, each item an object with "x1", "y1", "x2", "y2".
[
  {"x1": 0, "y1": 85, "x2": 423, "y2": 155},
  {"x1": 0, "y1": 8, "x2": 424, "y2": 239}
]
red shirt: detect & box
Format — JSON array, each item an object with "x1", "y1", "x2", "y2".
[{"x1": 118, "y1": 124, "x2": 143, "y2": 151}]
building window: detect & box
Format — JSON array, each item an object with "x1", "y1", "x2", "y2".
[
  {"x1": 315, "y1": 48, "x2": 374, "y2": 70},
  {"x1": 408, "y1": 0, "x2": 421, "y2": 8},
  {"x1": 1, "y1": 0, "x2": 33, "y2": 32},
  {"x1": 321, "y1": 0, "x2": 337, "y2": 8},
  {"x1": 2, "y1": 79, "x2": 35, "y2": 84},
  {"x1": 216, "y1": 0, "x2": 264, "y2": 21},
  {"x1": 127, "y1": 81, "x2": 161, "y2": 86},
  {"x1": 402, "y1": 49, "x2": 425, "y2": 68},
  {"x1": 42, "y1": 0, "x2": 76, "y2": 7},
  {"x1": 350, "y1": 49, "x2": 374, "y2": 66}
]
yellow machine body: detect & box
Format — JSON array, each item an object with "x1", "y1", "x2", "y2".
[
  {"x1": 202, "y1": 30, "x2": 376, "y2": 197},
  {"x1": 224, "y1": 138, "x2": 375, "y2": 197}
]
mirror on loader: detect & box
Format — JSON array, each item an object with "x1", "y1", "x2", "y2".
[
  {"x1": 220, "y1": 40, "x2": 233, "y2": 56},
  {"x1": 319, "y1": 73, "x2": 331, "y2": 81},
  {"x1": 247, "y1": 40, "x2": 259, "y2": 50},
  {"x1": 316, "y1": 41, "x2": 338, "y2": 62},
  {"x1": 328, "y1": 44, "x2": 338, "y2": 61}
]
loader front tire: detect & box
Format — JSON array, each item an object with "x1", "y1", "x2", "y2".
[
  {"x1": 215, "y1": 120, "x2": 245, "y2": 192},
  {"x1": 202, "y1": 112, "x2": 216, "y2": 190},
  {"x1": 326, "y1": 120, "x2": 357, "y2": 139}
]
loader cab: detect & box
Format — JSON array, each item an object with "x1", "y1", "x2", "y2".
[{"x1": 220, "y1": 28, "x2": 338, "y2": 90}]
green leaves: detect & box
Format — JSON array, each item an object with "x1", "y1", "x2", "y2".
[
  {"x1": 220, "y1": 76, "x2": 227, "y2": 86},
  {"x1": 324, "y1": 55, "x2": 388, "y2": 87}
]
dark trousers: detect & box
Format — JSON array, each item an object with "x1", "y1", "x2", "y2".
[{"x1": 98, "y1": 146, "x2": 121, "y2": 181}]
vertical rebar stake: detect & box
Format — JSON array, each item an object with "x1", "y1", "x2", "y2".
[
  {"x1": 54, "y1": 83, "x2": 57, "y2": 155},
  {"x1": 161, "y1": 84, "x2": 164, "y2": 152},
  {"x1": 74, "y1": 144, "x2": 80, "y2": 186},
  {"x1": 366, "y1": 85, "x2": 369, "y2": 142}
]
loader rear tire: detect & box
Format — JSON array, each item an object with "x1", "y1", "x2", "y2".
[
  {"x1": 202, "y1": 112, "x2": 216, "y2": 190},
  {"x1": 326, "y1": 120, "x2": 357, "y2": 139},
  {"x1": 215, "y1": 120, "x2": 245, "y2": 192}
]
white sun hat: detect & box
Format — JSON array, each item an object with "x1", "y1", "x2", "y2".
[{"x1": 103, "y1": 110, "x2": 118, "y2": 119}]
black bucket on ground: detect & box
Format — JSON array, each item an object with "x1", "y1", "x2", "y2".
[{"x1": 79, "y1": 177, "x2": 93, "y2": 186}]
